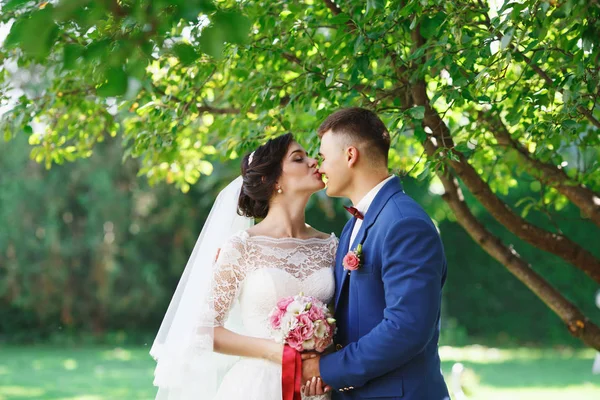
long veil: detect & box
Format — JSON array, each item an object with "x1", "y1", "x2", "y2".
[{"x1": 150, "y1": 176, "x2": 254, "y2": 399}]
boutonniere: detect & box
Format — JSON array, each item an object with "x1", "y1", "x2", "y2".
[{"x1": 343, "y1": 244, "x2": 363, "y2": 272}]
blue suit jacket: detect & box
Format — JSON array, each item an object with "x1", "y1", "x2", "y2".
[{"x1": 320, "y1": 177, "x2": 449, "y2": 400}]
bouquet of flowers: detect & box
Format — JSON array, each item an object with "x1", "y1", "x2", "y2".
[{"x1": 268, "y1": 293, "x2": 336, "y2": 353}]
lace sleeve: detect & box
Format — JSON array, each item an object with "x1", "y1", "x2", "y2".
[
  {"x1": 212, "y1": 234, "x2": 246, "y2": 327},
  {"x1": 329, "y1": 235, "x2": 339, "y2": 268}
]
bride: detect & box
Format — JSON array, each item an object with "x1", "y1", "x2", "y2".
[{"x1": 151, "y1": 133, "x2": 336, "y2": 399}]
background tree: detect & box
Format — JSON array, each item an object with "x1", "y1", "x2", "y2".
[{"x1": 1, "y1": 0, "x2": 599, "y2": 348}]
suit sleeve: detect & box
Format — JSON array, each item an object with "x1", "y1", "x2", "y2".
[{"x1": 319, "y1": 217, "x2": 445, "y2": 389}]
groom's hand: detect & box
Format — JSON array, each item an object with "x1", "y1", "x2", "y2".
[
  {"x1": 301, "y1": 352, "x2": 320, "y2": 381},
  {"x1": 301, "y1": 353, "x2": 332, "y2": 395}
]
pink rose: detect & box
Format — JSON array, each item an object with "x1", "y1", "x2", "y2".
[
  {"x1": 297, "y1": 314, "x2": 315, "y2": 340},
  {"x1": 269, "y1": 308, "x2": 285, "y2": 329},
  {"x1": 343, "y1": 252, "x2": 360, "y2": 271},
  {"x1": 326, "y1": 322, "x2": 334, "y2": 337},
  {"x1": 307, "y1": 305, "x2": 324, "y2": 321},
  {"x1": 286, "y1": 327, "x2": 304, "y2": 351},
  {"x1": 277, "y1": 296, "x2": 295, "y2": 311},
  {"x1": 315, "y1": 337, "x2": 332, "y2": 353}
]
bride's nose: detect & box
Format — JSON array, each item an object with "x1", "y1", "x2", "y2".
[{"x1": 307, "y1": 157, "x2": 317, "y2": 168}]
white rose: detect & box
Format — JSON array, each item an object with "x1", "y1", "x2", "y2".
[
  {"x1": 313, "y1": 320, "x2": 327, "y2": 339},
  {"x1": 302, "y1": 339, "x2": 316, "y2": 350},
  {"x1": 280, "y1": 314, "x2": 298, "y2": 332},
  {"x1": 287, "y1": 301, "x2": 305, "y2": 316}
]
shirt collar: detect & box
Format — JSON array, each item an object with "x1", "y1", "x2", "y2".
[{"x1": 354, "y1": 175, "x2": 395, "y2": 216}]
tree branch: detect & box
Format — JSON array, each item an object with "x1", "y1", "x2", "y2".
[
  {"x1": 322, "y1": 0, "x2": 357, "y2": 32},
  {"x1": 435, "y1": 162, "x2": 600, "y2": 350},
  {"x1": 152, "y1": 86, "x2": 241, "y2": 115},
  {"x1": 323, "y1": 0, "x2": 341, "y2": 15},
  {"x1": 195, "y1": 105, "x2": 241, "y2": 114},
  {"x1": 412, "y1": 76, "x2": 600, "y2": 284},
  {"x1": 482, "y1": 112, "x2": 600, "y2": 228},
  {"x1": 405, "y1": 24, "x2": 600, "y2": 284}
]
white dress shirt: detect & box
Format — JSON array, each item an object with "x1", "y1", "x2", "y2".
[{"x1": 348, "y1": 175, "x2": 396, "y2": 250}]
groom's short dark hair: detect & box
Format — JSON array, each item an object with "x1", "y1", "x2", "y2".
[{"x1": 317, "y1": 107, "x2": 390, "y2": 165}]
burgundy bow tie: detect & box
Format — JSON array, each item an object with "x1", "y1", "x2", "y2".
[{"x1": 344, "y1": 205, "x2": 364, "y2": 220}]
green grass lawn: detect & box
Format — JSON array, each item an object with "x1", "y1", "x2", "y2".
[{"x1": 0, "y1": 345, "x2": 598, "y2": 399}]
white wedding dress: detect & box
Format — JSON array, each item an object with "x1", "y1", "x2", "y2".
[{"x1": 211, "y1": 230, "x2": 337, "y2": 400}]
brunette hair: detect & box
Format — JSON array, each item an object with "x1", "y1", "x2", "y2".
[{"x1": 237, "y1": 133, "x2": 295, "y2": 219}]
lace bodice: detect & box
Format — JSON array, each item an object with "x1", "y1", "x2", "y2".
[{"x1": 212, "y1": 230, "x2": 337, "y2": 338}]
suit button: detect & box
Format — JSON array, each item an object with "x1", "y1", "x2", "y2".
[{"x1": 336, "y1": 344, "x2": 343, "y2": 351}]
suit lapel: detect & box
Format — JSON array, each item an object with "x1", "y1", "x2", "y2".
[
  {"x1": 334, "y1": 218, "x2": 355, "y2": 309},
  {"x1": 334, "y1": 176, "x2": 404, "y2": 310}
]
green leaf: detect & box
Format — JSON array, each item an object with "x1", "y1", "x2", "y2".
[
  {"x1": 199, "y1": 25, "x2": 225, "y2": 59},
  {"x1": 212, "y1": 11, "x2": 252, "y2": 45},
  {"x1": 530, "y1": 181, "x2": 542, "y2": 192},
  {"x1": 177, "y1": 0, "x2": 217, "y2": 21},
  {"x1": 500, "y1": 28, "x2": 514, "y2": 50},
  {"x1": 356, "y1": 55, "x2": 369, "y2": 75},
  {"x1": 354, "y1": 35, "x2": 365, "y2": 55},
  {"x1": 408, "y1": 106, "x2": 425, "y2": 120},
  {"x1": 409, "y1": 16, "x2": 418, "y2": 30},
  {"x1": 521, "y1": 203, "x2": 534, "y2": 218},
  {"x1": 97, "y1": 67, "x2": 128, "y2": 97},
  {"x1": 4, "y1": 18, "x2": 26, "y2": 49},
  {"x1": 366, "y1": 0, "x2": 385, "y2": 14},
  {"x1": 448, "y1": 151, "x2": 460, "y2": 162},
  {"x1": 325, "y1": 69, "x2": 335, "y2": 87},
  {"x1": 398, "y1": 2, "x2": 418, "y2": 18},
  {"x1": 330, "y1": 13, "x2": 350, "y2": 25},
  {"x1": 417, "y1": 162, "x2": 430, "y2": 180},
  {"x1": 2, "y1": 0, "x2": 31, "y2": 12},
  {"x1": 83, "y1": 39, "x2": 112, "y2": 62},
  {"x1": 19, "y1": 8, "x2": 60, "y2": 60},
  {"x1": 63, "y1": 44, "x2": 83, "y2": 70},
  {"x1": 454, "y1": 143, "x2": 471, "y2": 153},
  {"x1": 173, "y1": 43, "x2": 200, "y2": 65},
  {"x1": 421, "y1": 12, "x2": 446, "y2": 39},
  {"x1": 126, "y1": 58, "x2": 149, "y2": 80},
  {"x1": 409, "y1": 45, "x2": 426, "y2": 61},
  {"x1": 414, "y1": 125, "x2": 427, "y2": 142}
]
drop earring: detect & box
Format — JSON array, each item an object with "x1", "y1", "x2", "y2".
[{"x1": 277, "y1": 187, "x2": 283, "y2": 194}]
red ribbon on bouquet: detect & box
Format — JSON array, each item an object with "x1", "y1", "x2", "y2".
[{"x1": 282, "y1": 345, "x2": 302, "y2": 400}]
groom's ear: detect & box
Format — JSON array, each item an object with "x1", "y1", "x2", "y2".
[{"x1": 346, "y1": 146, "x2": 359, "y2": 167}]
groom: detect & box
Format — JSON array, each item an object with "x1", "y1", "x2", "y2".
[{"x1": 303, "y1": 108, "x2": 449, "y2": 399}]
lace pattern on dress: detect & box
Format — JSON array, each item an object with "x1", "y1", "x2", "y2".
[{"x1": 211, "y1": 231, "x2": 337, "y2": 326}]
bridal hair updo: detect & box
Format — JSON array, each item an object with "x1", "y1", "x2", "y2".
[{"x1": 238, "y1": 133, "x2": 294, "y2": 219}]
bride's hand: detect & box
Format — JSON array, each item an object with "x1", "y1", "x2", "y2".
[
  {"x1": 301, "y1": 376, "x2": 328, "y2": 397},
  {"x1": 301, "y1": 353, "x2": 332, "y2": 396}
]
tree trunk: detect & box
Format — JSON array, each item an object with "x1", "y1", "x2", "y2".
[{"x1": 432, "y1": 155, "x2": 600, "y2": 350}]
